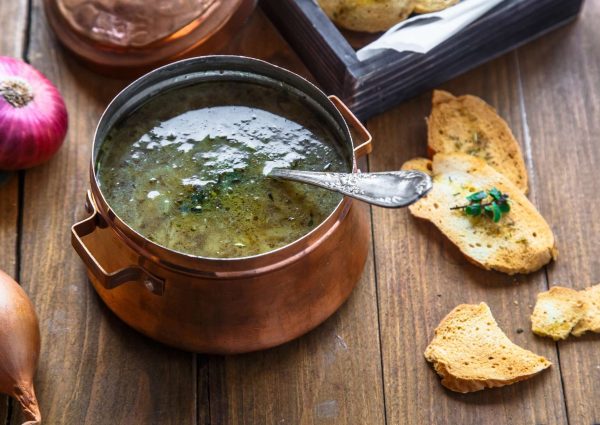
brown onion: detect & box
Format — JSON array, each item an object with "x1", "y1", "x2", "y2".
[
  {"x1": 0, "y1": 269, "x2": 41, "y2": 424},
  {"x1": 0, "y1": 56, "x2": 68, "y2": 170}
]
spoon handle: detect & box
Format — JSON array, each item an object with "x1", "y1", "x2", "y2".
[{"x1": 269, "y1": 169, "x2": 432, "y2": 208}]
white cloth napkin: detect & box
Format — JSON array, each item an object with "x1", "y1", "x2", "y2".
[{"x1": 356, "y1": 0, "x2": 506, "y2": 61}]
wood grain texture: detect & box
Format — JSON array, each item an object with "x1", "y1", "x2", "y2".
[
  {"x1": 368, "y1": 54, "x2": 568, "y2": 425},
  {"x1": 219, "y1": 9, "x2": 312, "y2": 79},
  {"x1": 0, "y1": 0, "x2": 28, "y2": 422},
  {"x1": 0, "y1": 0, "x2": 28, "y2": 291},
  {"x1": 517, "y1": 2, "x2": 600, "y2": 423},
  {"x1": 208, "y1": 232, "x2": 385, "y2": 425},
  {"x1": 3, "y1": 0, "x2": 599, "y2": 423},
  {"x1": 0, "y1": 0, "x2": 28, "y2": 56},
  {"x1": 0, "y1": 175, "x2": 18, "y2": 275},
  {"x1": 10, "y1": 1, "x2": 197, "y2": 424},
  {"x1": 208, "y1": 11, "x2": 385, "y2": 424}
]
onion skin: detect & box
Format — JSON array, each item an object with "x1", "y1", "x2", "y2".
[
  {"x1": 0, "y1": 269, "x2": 41, "y2": 424},
  {"x1": 0, "y1": 56, "x2": 68, "y2": 170}
]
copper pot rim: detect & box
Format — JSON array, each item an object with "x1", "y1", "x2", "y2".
[{"x1": 89, "y1": 55, "x2": 369, "y2": 275}]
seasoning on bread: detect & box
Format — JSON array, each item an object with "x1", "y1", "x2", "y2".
[
  {"x1": 425, "y1": 303, "x2": 552, "y2": 393},
  {"x1": 408, "y1": 153, "x2": 557, "y2": 275},
  {"x1": 317, "y1": 0, "x2": 415, "y2": 33},
  {"x1": 427, "y1": 90, "x2": 529, "y2": 193},
  {"x1": 530, "y1": 284, "x2": 600, "y2": 339},
  {"x1": 572, "y1": 283, "x2": 600, "y2": 337},
  {"x1": 531, "y1": 287, "x2": 586, "y2": 340},
  {"x1": 400, "y1": 157, "x2": 433, "y2": 176},
  {"x1": 414, "y1": 0, "x2": 459, "y2": 14}
]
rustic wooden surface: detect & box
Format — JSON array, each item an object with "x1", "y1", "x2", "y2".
[
  {"x1": 0, "y1": 1, "x2": 598, "y2": 424},
  {"x1": 518, "y1": 3, "x2": 600, "y2": 422},
  {"x1": 0, "y1": 0, "x2": 28, "y2": 422},
  {"x1": 368, "y1": 54, "x2": 568, "y2": 425}
]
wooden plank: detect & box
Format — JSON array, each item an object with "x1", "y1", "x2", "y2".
[
  {"x1": 0, "y1": 0, "x2": 28, "y2": 422},
  {"x1": 207, "y1": 11, "x2": 386, "y2": 425},
  {"x1": 208, "y1": 235, "x2": 385, "y2": 425},
  {"x1": 10, "y1": 1, "x2": 197, "y2": 424},
  {"x1": 368, "y1": 54, "x2": 569, "y2": 424},
  {"x1": 0, "y1": 174, "x2": 18, "y2": 277},
  {"x1": 0, "y1": 0, "x2": 28, "y2": 56},
  {"x1": 517, "y1": 2, "x2": 600, "y2": 423},
  {"x1": 219, "y1": 8, "x2": 312, "y2": 79}
]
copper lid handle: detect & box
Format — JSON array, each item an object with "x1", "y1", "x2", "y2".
[{"x1": 71, "y1": 191, "x2": 165, "y2": 295}]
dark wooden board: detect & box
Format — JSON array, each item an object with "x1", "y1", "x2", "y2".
[
  {"x1": 207, "y1": 11, "x2": 386, "y2": 425},
  {"x1": 517, "y1": 2, "x2": 600, "y2": 423},
  {"x1": 0, "y1": 0, "x2": 29, "y2": 422},
  {"x1": 261, "y1": 0, "x2": 584, "y2": 120},
  {"x1": 9, "y1": 1, "x2": 197, "y2": 424},
  {"x1": 368, "y1": 54, "x2": 568, "y2": 424}
]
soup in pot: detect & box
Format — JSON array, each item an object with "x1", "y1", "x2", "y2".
[{"x1": 96, "y1": 81, "x2": 348, "y2": 258}]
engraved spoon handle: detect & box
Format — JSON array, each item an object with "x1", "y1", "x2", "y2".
[{"x1": 269, "y1": 169, "x2": 432, "y2": 208}]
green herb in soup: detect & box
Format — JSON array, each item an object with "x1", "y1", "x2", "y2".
[{"x1": 97, "y1": 82, "x2": 348, "y2": 258}]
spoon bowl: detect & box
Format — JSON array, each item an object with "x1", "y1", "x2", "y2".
[{"x1": 269, "y1": 168, "x2": 432, "y2": 208}]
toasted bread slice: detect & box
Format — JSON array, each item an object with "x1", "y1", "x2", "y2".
[
  {"x1": 425, "y1": 303, "x2": 551, "y2": 393},
  {"x1": 572, "y1": 283, "x2": 600, "y2": 337},
  {"x1": 414, "y1": 0, "x2": 459, "y2": 13},
  {"x1": 531, "y1": 286, "x2": 587, "y2": 340},
  {"x1": 409, "y1": 153, "x2": 557, "y2": 274},
  {"x1": 428, "y1": 90, "x2": 528, "y2": 193},
  {"x1": 401, "y1": 157, "x2": 433, "y2": 176},
  {"x1": 317, "y1": 0, "x2": 415, "y2": 33}
]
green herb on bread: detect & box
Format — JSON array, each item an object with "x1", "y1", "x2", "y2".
[{"x1": 450, "y1": 187, "x2": 510, "y2": 222}]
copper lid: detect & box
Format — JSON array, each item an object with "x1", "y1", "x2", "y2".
[{"x1": 44, "y1": 0, "x2": 257, "y2": 76}]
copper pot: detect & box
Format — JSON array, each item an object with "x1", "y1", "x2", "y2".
[{"x1": 71, "y1": 56, "x2": 373, "y2": 354}]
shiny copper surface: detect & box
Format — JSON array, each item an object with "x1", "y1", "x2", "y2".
[
  {"x1": 71, "y1": 57, "x2": 373, "y2": 353},
  {"x1": 77, "y1": 191, "x2": 370, "y2": 353},
  {"x1": 43, "y1": 0, "x2": 257, "y2": 76},
  {"x1": 55, "y1": 0, "x2": 219, "y2": 47}
]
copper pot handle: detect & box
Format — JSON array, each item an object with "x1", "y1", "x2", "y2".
[
  {"x1": 328, "y1": 95, "x2": 372, "y2": 159},
  {"x1": 71, "y1": 191, "x2": 165, "y2": 296}
]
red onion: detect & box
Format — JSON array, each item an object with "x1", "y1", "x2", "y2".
[{"x1": 0, "y1": 57, "x2": 68, "y2": 170}]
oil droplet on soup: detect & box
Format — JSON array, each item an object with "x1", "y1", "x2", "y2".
[{"x1": 97, "y1": 82, "x2": 348, "y2": 258}]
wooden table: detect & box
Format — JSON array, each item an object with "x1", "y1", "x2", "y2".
[{"x1": 1, "y1": 1, "x2": 598, "y2": 424}]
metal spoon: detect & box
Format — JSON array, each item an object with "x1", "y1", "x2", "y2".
[{"x1": 268, "y1": 168, "x2": 432, "y2": 208}]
